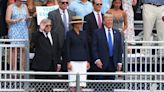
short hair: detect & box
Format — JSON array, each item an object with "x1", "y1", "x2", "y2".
[
  {"x1": 58, "y1": 0, "x2": 68, "y2": 3},
  {"x1": 92, "y1": 0, "x2": 96, "y2": 4},
  {"x1": 103, "y1": 13, "x2": 113, "y2": 19},
  {"x1": 92, "y1": 0, "x2": 101, "y2": 4},
  {"x1": 40, "y1": 19, "x2": 51, "y2": 25},
  {"x1": 57, "y1": 0, "x2": 61, "y2": 3}
]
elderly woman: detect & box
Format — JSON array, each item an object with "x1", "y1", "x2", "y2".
[
  {"x1": 6, "y1": 0, "x2": 31, "y2": 71},
  {"x1": 65, "y1": 16, "x2": 90, "y2": 92},
  {"x1": 31, "y1": 19, "x2": 61, "y2": 79}
]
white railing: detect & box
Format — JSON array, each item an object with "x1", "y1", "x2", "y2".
[
  {"x1": 1, "y1": 39, "x2": 164, "y2": 91},
  {"x1": 0, "y1": 39, "x2": 29, "y2": 91},
  {"x1": 0, "y1": 39, "x2": 29, "y2": 71},
  {"x1": 124, "y1": 41, "x2": 164, "y2": 91},
  {"x1": 0, "y1": 71, "x2": 164, "y2": 92}
]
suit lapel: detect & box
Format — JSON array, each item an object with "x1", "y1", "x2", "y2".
[
  {"x1": 56, "y1": 9, "x2": 65, "y2": 28},
  {"x1": 41, "y1": 31, "x2": 52, "y2": 47},
  {"x1": 112, "y1": 28, "x2": 117, "y2": 52},
  {"x1": 68, "y1": 10, "x2": 72, "y2": 23},
  {"x1": 68, "y1": 10, "x2": 72, "y2": 30},
  {"x1": 101, "y1": 28, "x2": 109, "y2": 51},
  {"x1": 101, "y1": 13, "x2": 104, "y2": 27},
  {"x1": 91, "y1": 12, "x2": 99, "y2": 28}
]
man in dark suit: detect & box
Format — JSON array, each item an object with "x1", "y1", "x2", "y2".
[
  {"x1": 31, "y1": 19, "x2": 61, "y2": 79},
  {"x1": 92, "y1": 13, "x2": 123, "y2": 80},
  {"x1": 48, "y1": 0, "x2": 75, "y2": 74},
  {"x1": 83, "y1": 0, "x2": 103, "y2": 79},
  {"x1": 83, "y1": 0, "x2": 103, "y2": 44},
  {"x1": 0, "y1": 0, "x2": 8, "y2": 37}
]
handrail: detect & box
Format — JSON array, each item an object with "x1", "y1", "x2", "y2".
[
  {"x1": 0, "y1": 71, "x2": 164, "y2": 75},
  {"x1": 125, "y1": 41, "x2": 164, "y2": 43},
  {"x1": 0, "y1": 39, "x2": 28, "y2": 42}
]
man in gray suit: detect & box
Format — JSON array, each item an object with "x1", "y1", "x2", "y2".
[
  {"x1": 48, "y1": 0, "x2": 75, "y2": 49},
  {"x1": 48, "y1": 0, "x2": 75, "y2": 76}
]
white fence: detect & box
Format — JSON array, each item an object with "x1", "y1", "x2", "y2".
[
  {"x1": 0, "y1": 71, "x2": 164, "y2": 92},
  {"x1": 0, "y1": 40, "x2": 164, "y2": 92},
  {"x1": 0, "y1": 39, "x2": 29, "y2": 72},
  {"x1": 124, "y1": 41, "x2": 164, "y2": 73},
  {"x1": 124, "y1": 41, "x2": 164, "y2": 91},
  {"x1": 0, "y1": 39, "x2": 30, "y2": 91}
]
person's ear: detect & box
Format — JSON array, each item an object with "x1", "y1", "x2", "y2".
[{"x1": 40, "y1": 23, "x2": 46, "y2": 30}]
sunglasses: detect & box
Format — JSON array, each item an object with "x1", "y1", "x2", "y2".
[
  {"x1": 45, "y1": 25, "x2": 52, "y2": 27},
  {"x1": 96, "y1": 3, "x2": 102, "y2": 6},
  {"x1": 61, "y1": 2, "x2": 69, "y2": 4}
]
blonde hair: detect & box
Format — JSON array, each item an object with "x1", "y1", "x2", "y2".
[{"x1": 103, "y1": 13, "x2": 113, "y2": 19}]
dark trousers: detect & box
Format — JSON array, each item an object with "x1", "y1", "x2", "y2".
[
  {"x1": 94, "y1": 57, "x2": 116, "y2": 92},
  {"x1": 94, "y1": 57, "x2": 116, "y2": 80}
]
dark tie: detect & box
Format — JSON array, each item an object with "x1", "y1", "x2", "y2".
[
  {"x1": 108, "y1": 30, "x2": 113, "y2": 56},
  {"x1": 63, "y1": 10, "x2": 68, "y2": 33},
  {"x1": 46, "y1": 33, "x2": 51, "y2": 45},
  {"x1": 97, "y1": 13, "x2": 102, "y2": 29}
]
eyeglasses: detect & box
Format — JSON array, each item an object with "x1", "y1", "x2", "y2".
[
  {"x1": 96, "y1": 3, "x2": 102, "y2": 6},
  {"x1": 45, "y1": 25, "x2": 52, "y2": 28},
  {"x1": 61, "y1": 2, "x2": 69, "y2": 4}
]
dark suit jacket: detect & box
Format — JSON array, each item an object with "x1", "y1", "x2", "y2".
[
  {"x1": 83, "y1": 12, "x2": 103, "y2": 45},
  {"x1": 31, "y1": 30, "x2": 60, "y2": 71},
  {"x1": 65, "y1": 30, "x2": 89, "y2": 62},
  {"x1": 0, "y1": 0, "x2": 8, "y2": 37},
  {"x1": 48, "y1": 9, "x2": 76, "y2": 48},
  {"x1": 92, "y1": 27, "x2": 122, "y2": 71},
  {"x1": 83, "y1": 12, "x2": 103, "y2": 72}
]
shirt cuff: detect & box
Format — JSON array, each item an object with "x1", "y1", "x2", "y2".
[{"x1": 95, "y1": 59, "x2": 101, "y2": 64}]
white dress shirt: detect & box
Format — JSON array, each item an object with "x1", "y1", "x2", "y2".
[
  {"x1": 39, "y1": 29, "x2": 53, "y2": 45},
  {"x1": 104, "y1": 26, "x2": 114, "y2": 45},
  {"x1": 93, "y1": 10, "x2": 102, "y2": 27},
  {"x1": 59, "y1": 8, "x2": 69, "y2": 29}
]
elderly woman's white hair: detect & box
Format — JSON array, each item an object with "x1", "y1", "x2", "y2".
[{"x1": 40, "y1": 19, "x2": 52, "y2": 25}]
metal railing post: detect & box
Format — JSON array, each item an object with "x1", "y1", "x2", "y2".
[
  {"x1": 124, "y1": 40, "x2": 128, "y2": 90},
  {"x1": 24, "y1": 40, "x2": 30, "y2": 92},
  {"x1": 76, "y1": 73, "x2": 80, "y2": 92}
]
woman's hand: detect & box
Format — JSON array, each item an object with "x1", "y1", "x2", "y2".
[
  {"x1": 87, "y1": 62, "x2": 90, "y2": 70},
  {"x1": 67, "y1": 62, "x2": 72, "y2": 71},
  {"x1": 25, "y1": 16, "x2": 32, "y2": 21},
  {"x1": 12, "y1": 18, "x2": 23, "y2": 24},
  {"x1": 119, "y1": 28, "x2": 124, "y2": 33}
]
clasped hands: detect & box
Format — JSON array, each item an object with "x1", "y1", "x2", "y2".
[{"x1": 12, "y1": 16, "x2": 32, "y2": 24}]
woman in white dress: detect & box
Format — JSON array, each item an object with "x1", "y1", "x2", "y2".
[{"x1": 122, "y1": 0, "x2": 137, "y2": 42}]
